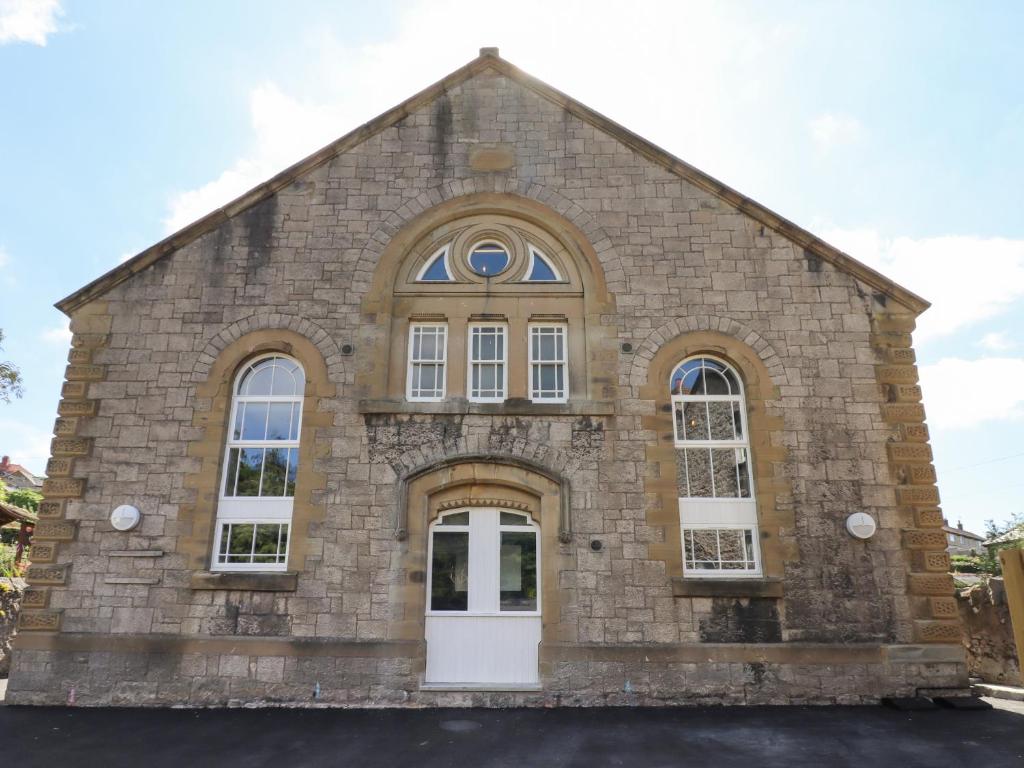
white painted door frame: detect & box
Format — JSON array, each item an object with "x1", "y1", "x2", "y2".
[{"x1": 424, "y1": 507, "x2": 542, "y2": 688}]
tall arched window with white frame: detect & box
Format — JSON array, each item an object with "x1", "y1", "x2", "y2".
[
  {"x1": 671, "y1": 356, "x2": 761, "y2": 577},
  {"x1": 213, "y1": 354, "x2": 305, "y2": 571}
]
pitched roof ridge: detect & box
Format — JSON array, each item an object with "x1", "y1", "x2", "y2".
[{"x1": 56, "y1": 50, "x2": 928, "y2": 315}]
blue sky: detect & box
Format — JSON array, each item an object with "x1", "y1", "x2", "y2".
[{"x1": 1, "y1": 1, "x2": 1022, "y2": 535}]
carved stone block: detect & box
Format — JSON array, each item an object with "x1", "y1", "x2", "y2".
[
  {"x1": 71, "y1": 333, "x2": 109, "y2": 348},
  {"x1": 26, "y1": 563, "x2": 70, "y2": 586},
  {"x1": 51, "y1": 437, "x2": 91, "y2": 457},
  {"x1": 61, "y1": 381, "x2": 88, "y2": 399},
  {"x1": 900, "y1": 423, "x2": 929, "y2": 442},
  {"x1": 923, "y1": 551, "x2": 950, "y2": 572},
  {"x1": 888, "y1": 442, "x2": 933, "y2": 462},
  {"x1": 21, "y1": 588, "x2": 49, "y2": 609},
  {"x1": 16, "y1": 610, "x2": 62, "y2": 632},
  {"x1": 914, "y1": 508, "x2": 944, "y2": 528},
  {"x1": 930, "y1": 597, "x2": 958, "y2": 619},
  {"x1": 41, "y1": 477, "x2": 85, "y2": 498},
  {"x1": 33, "y1": 520, "x2": 77, "y2": 541},
  {"x1": 58, "y1": 400, "x2": 96, "y2": 417},
  {"x1": 914, "y1": 620, "x2": 962, "y2": 644},
  {"x1": 892, "y1": 384, "x2": 923, "y2": 402},
  {"x1": 896, "y1": 486, "x2": 940, "y2": 506},
  {"x1": 65, "y1": 364, "x2": 105, "y2": 381},
  {"x1": 908, "y1": 573, "x2": 954, "y2": 596},
  {"x1": 872, "y1": 315, "x2": 917, "y2": 334},
  {"x1": 885, "y1": 347, "x2": 916, "y2": 364},
  {"x1": 902, "y1": 529, "x2": 949, "y2": 550},
  {"x1": 880, "y1": 403, "x2": 925, "y2": 423},
  {"x1": 36, "y1": 499, "x2": 66, "y2": 519},
  {"x1": 54, "y1": 416, "x2": 79, "y2": 436},
  {"x1": 67, "y1": 348, "x2": 92, "y2": 365},
  {"x1": 29, "y1": 541, "x2": 57, "y2": 562},
  {"x1": 46, "y1": 457, "x2": 74, "y2": 477},
  {"x1": 908, "y1": 464, "x2": 937, "y2": 484},
  {"x1": 876, "y1": 365, "x2": 919, "y2": 384}
]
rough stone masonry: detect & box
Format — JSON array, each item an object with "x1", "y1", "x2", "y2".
[{"x1": 6, "y1": 50, "x2": 964, "y2": 707}]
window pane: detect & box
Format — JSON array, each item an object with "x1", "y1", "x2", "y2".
[
  {"x1": 527, "y1": 252, "x2": 558, "y2": 281},
  {"x1": 261, "y1": 447, "x2": 289, "y2": 496},
  {"x1": 500, "y1": 512, "x2": 529, "y2": 525},
  {"x1": 266, "y1": 403, "x2": 294, "y2": 440},
  {"x1": 439, "y1": 511, "x2": 469, "y2": 525},
  {"x1": 732, "y1": 401, "x2": 744, "y2": 440},
  {"x1": 253, "y1": 524, "x2": 283, "y2": 555},
  {"x1": 479, "y1": 332, "x2": 496, "y2": 360},
  {"x1": 480, "y1": 365, "x2": 496, "y2": 391},
  {"x1": 682, "y1": 448, "x2": 713, "y2": 497},
  {"x1": 240, "y1": 402, "x2": 269, "y2": 440},
  {"x1": 420, "y1": 251, "x2": 451, "y2": 281},
  {"x1": 243, "y1": 365, "x2": 274, "y2": 396},
  {"x1": 232, "y1": 402, "x2": 246, "y2": 440},
  {"x1": 228, "y1": 523, "x2": 255, "y2": 557},
  {"x1": 683, "y1": 401, "x2": 710, "y2": 441},
  {"x1": 500, "y1": 532, "x2": 537, "y2": 611},
  {"x1": 703, "y1": 369, "x2": 731, "y2": 395},
  {"x1": 540, "y1": 365, "x2": 556, "y2": 391},
  {"x1": 233, "y1": 448, "x2": 264, "y2": 497},
  {"x1": 431, "y1": 531, "x2": 469, "y2": 611},
  {"x1": 687, "y1": 529, "x2": 719, "y2": 569},
  {"x1": 539, "y1": 334, "x2": 555, "y2": 360},
  {"x1": 270, "y1": 363, "x2": 301, "y2": 396},
  {"x1": 671, "y1": 360, "x2": 702, "y2": 395},
  {"x1": 285, "y1": 448, "x2": 298, "y2": 497},
  {"x1": 711, "y1": 448, "x2": 748, "y2": 498},
  {"x1": 223, "y1": 449, "x2": 240, "y2": 496},
  {"x1": 707, "y1": 401, "x2": 735, "y2": 441},
  {"x1": 420, "y1": 333, "x2": 436, "y2": 360}
]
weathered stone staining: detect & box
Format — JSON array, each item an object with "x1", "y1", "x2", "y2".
[{"x1": 7, "y1": 51, "x2": 963, "y2": 707}]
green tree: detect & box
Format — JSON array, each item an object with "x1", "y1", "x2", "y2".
[
  {"x1": 5, "y1": 486, "x2": 41, "y2": 513},
  {"x1": 0, "y1": 329, "x2": 23, "y2": 402}
]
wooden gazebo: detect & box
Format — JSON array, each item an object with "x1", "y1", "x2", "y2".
[{"x1": 0, "y1": 500, "x2": 36, "y2": 564}]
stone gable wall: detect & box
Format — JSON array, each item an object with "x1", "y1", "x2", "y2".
[{"x1": 7, "y1": 70, "x2": 963, "y2": 706}]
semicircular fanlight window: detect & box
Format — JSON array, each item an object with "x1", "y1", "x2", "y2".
[
  {"x1": 418, "y1": 247, "x2": 452, "y2": 282},
  {"x1": 526, "y1": 249, "x2": 560, "y2": 281}
]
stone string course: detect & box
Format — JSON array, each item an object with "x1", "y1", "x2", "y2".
[{"x1": 9, "y1": 69, "x2": 962, "y2": 706}]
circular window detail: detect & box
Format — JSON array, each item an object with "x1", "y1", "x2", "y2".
[{"x1": 467, "y1": 242, "x2": 510, "y2": 276}]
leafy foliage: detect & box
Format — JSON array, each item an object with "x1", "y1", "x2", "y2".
[
  {"x1": 0, "y1": 329, "x2": 23, "y2": 403},
  {"x1": 949, "y1": 553, "x2": 1000, "y2": 575}
]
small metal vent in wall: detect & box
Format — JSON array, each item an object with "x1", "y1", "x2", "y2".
[
  {"x1": 621, "y1": 342, "x2": 633, "y2": 353},
  {"x1": 340, "y1": 343, "x2": 355, "y2": 356}
]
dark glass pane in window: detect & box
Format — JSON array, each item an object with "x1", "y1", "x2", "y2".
[
  {"x1": 527, "y1": 252, "x2": 558, "y2": 281},
  {"x1": 708, "y1": 401, "x2": 735, "y2": 440},
  {"x1": 253, "y1": 524, "x2": 283, "y2": 555},
  {"x1": 240, "y1": 402, "x2": 269, "y2": 440},
  {"x1": 439, "y1": 511, "x2": 469, "y2": 525},
  {"x1": 468, "y1": 244, "x2": 510, "y2": 276},
  {"x1": 671, "y1": 360, "x2": 703, "y2": 395},
  {"x1": 711, "y1": 448, "x2": 742, "y2": 497},
  {"x1": 683, "y1": 401, "x2": 710, "y2": 441},
  {"x1": 703, "y1": 369, "x2": 731, "y2": 395},
  {"x1": 420, "y1": 252, "x2": 451, "y2": 281},
  {"x1": 500, "y1": 512, "x2": 529, "y2": 525},
  {"x1": 500, "y1": 532, "x2": 537, "y2": 611},
  {"x1": 261, "y1": 448, "x2": 289, "y2": 496},
  {"x1": 431, "y1": 532, "x2": 469, "y2": 611},
  {"x1": 228, "y1": 523, "x2": 255, "y2": 557},
  {"x1": 683, "y1": 448, "x2": 713, "y2": 497},
  {"x1": 285, "y1": 448, "x2": 299, "y2": 497},
  {"x1": 224, "y1": 449, "x2": 240, "y2": 496},
  {"x1": 234, "y1": 448, "x2": 264, "y2": 497},
  {"x1": 219, "y1": 524, "x2": 231, "y2": 556}
]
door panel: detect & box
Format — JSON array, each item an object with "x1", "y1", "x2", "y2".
[{"x1": 425, "y1": 507, "x2": 541, "y2": 686}]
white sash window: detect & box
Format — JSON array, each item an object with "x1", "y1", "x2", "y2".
[
  {"x1": 671, "y1": 356, "x2": 761, "y2": 577},
  {"x1": 467, "y1": 324, "x2": 507, "y2": 402},
  {"x1": 213, "y1": 354, "x2": 305, "y2": 571},
  {"x1": 529, "y1": 324, "x2": 567, "y2": 403},
  {"x1": 407, "y1": 323, "x2": 448, "y2": 401}
]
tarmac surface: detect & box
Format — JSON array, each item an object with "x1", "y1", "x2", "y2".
[{"x1": 1, "y1": 700, "x2": 1022, "y2": 768}]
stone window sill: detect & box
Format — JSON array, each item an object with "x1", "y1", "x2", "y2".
[
  {"x1": 190, "y1": 571, "x2": 298, "y2": 592},
  {"x1": 358, "y1": 398, "x2": 614, "y2": 416},
  {"x1": 671, "y1": 577, "x2": 783, "y2": 598}
]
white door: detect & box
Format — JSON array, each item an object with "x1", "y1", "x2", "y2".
[{"x1": 424, "y1": 507, "x2": 542, "y2": 687}]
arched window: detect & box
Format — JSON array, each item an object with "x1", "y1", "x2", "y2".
[
  {"x1": 213, "y1": 354, "x2": 305, "y2": 571},
  {"x1": 525, "y1": 247, "x2": 561, "y2": 282},
  {"x1": 417, "y1": 246, "x2": 453, "y2": 282},
  {"x1": 670, "y1": 356, "x2": 760, "y2": 577}
]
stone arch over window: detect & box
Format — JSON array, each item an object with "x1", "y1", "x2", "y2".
[
  {"x1": 358, "y1": 192, "x2": 617, "y2": 408},
  {"x1": 177, "y1": 328, "x2": 334, "y2": 584},
  {"x1": 386, "y1": 455, "x2": 573, "y2": 650},
  {"x1": 640, "y1": 330, "x2": 794, "y2": 592}
]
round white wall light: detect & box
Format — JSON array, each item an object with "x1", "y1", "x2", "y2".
[
  {"x1": 846, "y1": 512, "x2": 877, "y2": 540},
  {"x1": 110, "y1": 504, "x2": 141, "y2": 532}
]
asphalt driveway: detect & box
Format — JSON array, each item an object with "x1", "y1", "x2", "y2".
[{"x1": 1, "y1": 702, "x2": 1022, "y2": 768}]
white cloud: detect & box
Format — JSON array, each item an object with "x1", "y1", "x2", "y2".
[
  {"x1": 163, "y1": 1, "x2": 801, "y2": 233},
  {"x1": 919, "y1": 357, "x2": 1024, "y2": 429},
  {"x1": 809, "y1": 113, "x2": 864, "y2": 151},
  {"x1": 979, "y1": 331, "x2": 1015, "y2": 352},
  {"x1": 40, "y1": 321, "x2": 71, "y2": 345},
  {"x1": 0, "y1": 0, "x2": 62, "y2": 46},
  {"x1": 0, "y1": 418, "x2": 52, "y2": 475},
  {"x1": 821, "y1": 228, "x2": 1024, "y2": 342}
]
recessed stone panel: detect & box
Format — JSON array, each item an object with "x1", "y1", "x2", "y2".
[
  {"x1": 54, "y1": 416, "x2": 80, "y2": 436},
  {"x1": 880, "y1": 403, "x2": 925, "y2": 423},
  {"x1": 914, "y1": 620, "x2": 962, "y2": 644},
  {"x1": 61, "y1": 381, "x2": 88, "y2": 399},
  {"x1": 914, "y1": 508, "x2": 944, "y2": 528},
  {"x1": 33, "y1": 520, "x2": 77, "y2": 541},
  {"x1": 876, "y1": 365, "x2": 919, "y2": 384},
  {"x1": 929, "y1": 597, "x2": 958, "y2": 619},
  {"x1": 896, "y1": 486, "x2": 940, "y2": 506},
  {"x1": 908, "y1": 573, "x2": 954, "y2": 596},
  {"x1": 51, "y1": 437, "x2": 91, "y2": 457},
  {"x1": 46, "y1": 457, "x2": 74, "y2": 477},
  {"x1": 900, "y1": 423, "x2": 929, "y2": 442},
  {"x1": 68, "y1": 348, "x2": 92, "y2": 364},
  {"x1": 71, "y1": 333, "x2": 109, "y2": 348},
  {"x1": 57, "y1": 400, "x2": 96, "y2": 417},
  {"x1": 28, "y1": 541, "x2": 57, "y2": 562},
  {"x1": 902, "y1": 529, "x2": 948, "y2": 550},
  {"x1": 36, "y1": 499, "x2": 66, "y2": 518},
  {"x1": 26, "y1": 563, "x2": 71, "y2": 586},
  {"x1": 21, "y1": 588, "x2": 49, "y2": 609},
  {"x1": 64, "y1": 364, "x2": 105, "y2": 381},
  {"x1": 17, "y1": 610, "x2": 62, "y2": 632},
  {"x1": 888, "y1": 442, "x2": 933, "y2": 463}
]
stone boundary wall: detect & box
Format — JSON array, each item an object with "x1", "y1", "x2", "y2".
[
  {"x1": 958, "y1": 578, "x2": 1021, "y2": 685},
  {"x1": 1, "y1": 577, "x2": 26, "y2": 676}
]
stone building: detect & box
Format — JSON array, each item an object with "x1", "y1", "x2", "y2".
[{"x1": 7, "y1": 50, "x2": 963, "y2": 707}]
